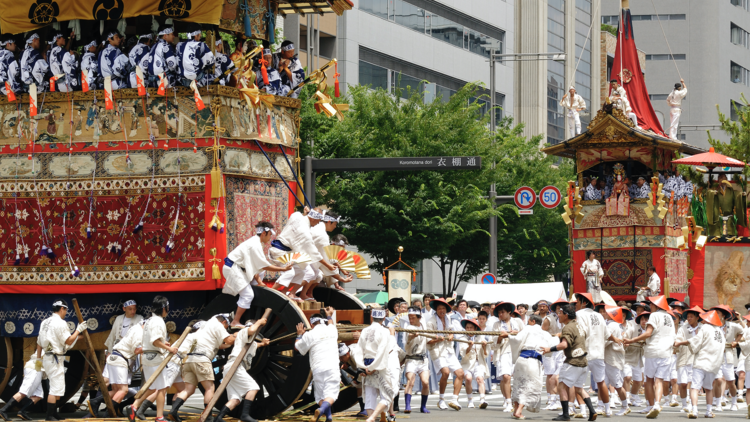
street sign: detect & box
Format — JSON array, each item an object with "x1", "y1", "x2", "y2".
[
  {"x1": 310, "y1": 156, "x2": 482, "y2": 172},
  {"x1": 539, "y1": 185, "x2": 562, "y2": 209},
  {"x1": 481, "y1": 273, "x2": 496, "y2": 284},
  {"x1": 519, "y1": 210, "x2": 534, "y2": 215},
  {"x1": 514, "y1": 186, "x2": 536, "y2": 210}
]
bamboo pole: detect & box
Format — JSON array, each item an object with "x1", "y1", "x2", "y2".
[{"x1": 134, "y1": 326, "x2": 192, "y2": 400}]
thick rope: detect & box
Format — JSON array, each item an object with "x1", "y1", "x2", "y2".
[
  {"x1": 568, "y1": 0, "x2": 600, "y2": 89},
  {"x1": 650, "y1": 0, "x2": 682, "y2": 80}
]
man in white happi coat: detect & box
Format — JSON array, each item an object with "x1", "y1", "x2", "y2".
[
  {"x1": 575, "y1": 294, "x2": 612, "y2": 416},
  {"x1": 90, "y1": 319, "x2": 144, "y2": 416},
  {"x1": 169, "y1": 314, "x2": 235, "y2": 422},
  {"x1": 339, "y1": 342, "x2": 367, "y2": 417},
  {"x1": 359, "y1": 308, "x2": 399, "y2": 422},
  {"x1": 674, "y1": 310, "x2": 724, "y2": 419},
  {"x1": 126, "y1": 296, "x2": 178, "y2": 422},
  {"x1": 559, "y1": 86, "x2": 586, "y2": 138},
  {"x1": 269, "y1": 207, "x2": 337, "y2": 301},
  {"x1": 0, "y1": 346, "x2": 45, "y2": 421},
  {"x1": 509, "y1": 314, "x2": 554, "y2": 418},
  {"x1": 609, "y1": 79, "x2": 639, "y2": 128},
  {"x1": 297, "y1": 211, "x2": 353, "y2": 301},
  {"x1": 296, "y1": 307, "x2": 340, "y2": 422},
  {"x1": 491, "y1": 302, "x2": 521, "y2": 412},
  {"x1": 738, "y1": 314, "x2": 750, "y2": 418},
  {"x1": 402, "y1": 307, "x2": 431, "y2": 414},
  {"x1": 666, "y1": 79, "x2": 687, "y2": 139},
  {"x1": 710, "y1": 305, "x2": 743, "y2": 412},
  {"x1": 105, "y1": 300, "x2": 144, "y2": 355},
  {"x1": 637, "y1": 266, "x2": 660, "y2": 302},
  {"x1": 624, "y1": 295, "x2": 677, "y2": 419},
  {"x1": 580, "y1": 252, "x2": 604, "y2": 305},
  {"x1": 675, "y1": 306, "x2": 701, "y2": 413},
  {"x1": 214, "y1": 318, "x2": 270, "y2": 422},
  {"x1": 543, "y1": 299, "x2": 567, "y2": 410},
  {"x1": 459, "y1": 319, "x2": 489, "y2": 409},
  {"x1": 601, "y1": 305, "x2": 630, "y2": 416},
  {"x1": 38, "y1": 300, "x2": 87, "y2": 422},
  {"x1": 223, "y1": 221, "x2": 293, "y2": 327},
  {"x1": 426, "y1": 298, "x2": 465, "y2": 411}
]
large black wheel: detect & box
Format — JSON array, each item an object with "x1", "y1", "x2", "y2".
[
  {"x1": 200, "y1": 287, "x2": 312, "y2": 420},
  {"x1": 0, "y1": 337, "x2": 17, "y2": 400}
]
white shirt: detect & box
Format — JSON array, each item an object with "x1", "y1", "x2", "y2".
[
  {"x1": 509, "y1": 324, "x2": 555, "y2": 362},
  {"x1": 403, "y1": 321, "x2": 428, "y2": 355},
  {"x1": 39, "y1": 313, "x2": 75, "y2": 355},
  {"x1": 108, "y1": 324, "x2": 143, "y2": 368},
  {"x1": 687, "y1": 324, "x2": 724, "y2": 373},
  {"x1": 276, "y1": 212, "x2": 323, "y2": 262},
  {"x1": 723, "y1": 322, "x2": 743, "y2": 365},
  {"x1": 186, "y1": 317, "x2": 230, "y2": 364},
  {"x1": 644, "y1": 310, "x2": 677, "y2": 359},
  {"x1": 226, "y1": 327, "x2": 259, "y2": 370},
  {"x1": 296, "y1": 322, "x2": 340, "y2": 375},
  {"x1": 224, "y1": 235, "x2": 271, "y2": 295},
  {"x1": 559, "y1": 93, "x2": 587, "y2": 112},
  {"x1": 675, "y1": 323, "x2": 697, "y2": 369},
  {"x1": 310, "y1": 223, "x2": 336, "y2": 276},
  {"x1": 460, "y1": 331, "x2": 489, "y2": 369},
  {"x1": 105, "y1": 314, "x2": 145, "y2": 352},
  {"x1": 646, "y1": 273, "x2": 660, "y2": 296},
  {"x1": 604, "y1": 320, "x2": 625, "y2": 370},
  {"x1": 491, "y1": 317, "x2": 522, "y2": 357},
  {"x1": 358, "y1": 322, "x2": 393, "y2": 372},
  {"x1": 667, "y1": 88, "x2": 687, "y2": 108},
  {"x1": 141, "y1": 314, "x2": 168, "y2": 367},
  {"x1": 576, "y1": 308, "x2": 607, "y2": 361},
  {"x1": 581, "y1": 259, "x2": 604, "y2": 282}
]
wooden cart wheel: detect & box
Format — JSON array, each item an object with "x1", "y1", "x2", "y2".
[
  {"x1": 59, "y1": 351, "x2": 87, "y2": 406},
  {"x1": 199, "y1": 287, "x2": 312, "y2": 420},
  {"x1": 0, "y1": 337, "x2": 15, "y2": 400}
]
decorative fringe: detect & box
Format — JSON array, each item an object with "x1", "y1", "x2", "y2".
[
  {"x1": 133, "y1": 221, "x2": 144, "y2": 234},
  {"x1": 23, "y1": 253, "x2": 29, "y2": 264},
  {"x1": 86, "y1": 227, "x2": 92, "y2": 239},
  {"x1": 47, "y1": 249, "x2": 56, "y2": 260},
  {"x1": 261, "y1": 62, "x2": 269, "y2": 86},
  {"x1": 165, "y1": 240, "x2": 174, "y2": 253},
  {"x1": 13, "y1": 254, "x2": 20, "y2": 265},
  {"x1": 210, "y1": 167, "x2": 225, "y2": 198},
  {"x1": 40, "y1": 245, "x2": 48, "y2": 257},
  {"x1": 212, "y1": 262, "x2": 221, "y2": 279},
  {"x1": 71, "y1": 266, "x2": 80, "y2": 277}
]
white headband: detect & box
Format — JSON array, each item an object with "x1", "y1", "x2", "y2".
[
  {"x1": 0, "y1": 41, "x2": 7, "y2": 47},
  {"x1": 338, "y1": 343, "x2": 349, "y2": 356},
  {"x1": 26, "y1": 33, "x2": 39, "y2": 45},
  {"x1": 123, "y1": 300, "x2": 137, "y2": 307},
  {"x1": 107, "y1": 32, "x2": 119, "y2": 40},
  {"x1": 308, "y1": 210, "x2": 324, "y2": 220},
  {"x1": 52, "y1": 300, "x2": 68, "y2": 308},
  {"x1": 84, "y1": 40, "x2": 97, "y2": 50},
  {"x1": 50, "y1": 34, "x2": 62, "y2": 44},
  {"x1": 256, "y1": 227, "x2": 277, "y2": 235},
  {"x1": 569, "y1": 86, "x2": 575, "y2": 91},
  {"x1": 244, "y1": 319, "x2": 257, "y2": 327},
  {"x1": 214, "y1": 313, "x2": 230, "y2": 321},
  {"x1": 310, "y1": 316, "x2": 324, "y2": 325},
  {"x1": 159, "y1": 27, "x2": 174, "y2": 36},
  {"x1": 188, "y1": 30, "x2": 202, "y2": 38},
  {"x1": 193, "y1": 320, "x2": 205, "y2": 330},
  {"x1": 407, "y1": 308, "x2": 421, "y2": 316},
  {"x1": 140, "y1": 34, "x2": 153, "y2": 40},
  {"x1": 323, "y1": 214, "x2": 341, "y2": 223},
  {"x1": 263, "y1": 48, "x2": 272, "y2": 56},
  {"x1": 332, "y1": 240, "x2": 347, "y2": 246},
  {"x1": 282, "y1": 43, "x2": 295, "y2": 52},
  {"x1": 371, "y1": 309, "x2": 387, "y2": 319},
  {"x1": 215, "y1": 40, "x2": 222, "y2": 46}
]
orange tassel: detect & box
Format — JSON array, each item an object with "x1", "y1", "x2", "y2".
[
  {"x1": 49, "y1": 76, "x2": 56, "y2": 92},
  {"x1": 260, "y1": 59, "x2": 269, "y2": 85},
  {"x1": 5, "y1": 82, "x2": 15, "y2": 102},
  {"x1": 81, "y1": 71, "x2": 89, "y2": 93},
  {"x1": 334, "y1": 62, "x2": 340, "y2": 98}
]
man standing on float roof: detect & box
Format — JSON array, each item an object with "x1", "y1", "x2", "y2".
[
  {"x1": 559, "y1": 86, "x2": 586, "y2": 138},
  {"x1": 666, "y1": 79, "x2": 687, "y2": 140}
]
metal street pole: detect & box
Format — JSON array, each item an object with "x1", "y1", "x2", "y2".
[{"x1": 489, "y1": 49, "x2": 497, "y2": 277}]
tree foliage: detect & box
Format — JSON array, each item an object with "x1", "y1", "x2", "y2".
[
  {"x1": 709, "y1": 94, "x2": 750, "y2": 180},
  {"x1": 298, "y1": 83, "x2": 574, "y2": 295}
]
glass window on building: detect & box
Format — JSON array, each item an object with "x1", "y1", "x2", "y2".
[
  {"x1": 359, "y1": 61, "x2": 389, "y2": 91},
  {"x1": 731, "y1": 22, "x2": 750, "y2": 48},
  {"x1": 430, "y1": 14, "x2": 465, "y2": 49},
  {"x1": 394, "y1": 72, "x2": 424, "y2": 99},
  {"x1": 393, "y1": 0, "x2": 426, "y2": 33},
  {"x1": 360, "y1": 0, "x2": 388, "y2": 19},
  {"x1": 731, "y1": 100, "x2": 745, "y2": 121}
]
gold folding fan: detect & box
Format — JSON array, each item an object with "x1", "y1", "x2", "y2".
[
  {"x1": 324, "y1": 245, "x2": 356, "y2": 272},
  {"x1": 276, "y1": 252, "x2": 312, "y2": 265},
  {"x1": 350, "y1": 252, "x2": 371, "y2": 279}
]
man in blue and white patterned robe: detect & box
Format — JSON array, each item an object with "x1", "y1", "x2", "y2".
[
  {"x1": 20, "y1": 33, "x2": 49, "y2": 91},
  {"x1": 48, "y1": 32, "x2": 78, "y2": 92},
  {"x1": 632, "y1": 177, "x2": 651, "y2": 199},
  {"x1": 257, "y1": 49, "x2": 289, "y2": 96},
  {"x1": 81, "y1": 38, "x2": 100, "y2": 90},
  {"x1": 99, "y1": 30, "x2": 130, "y2": 90},
  {"x1": 274, "y1": 41, "x2": 305, "y2": 98},
  {"x1": 0, "y1": 35, "x2": 21, "y2": 95},
  {"x1": 128, "y1": 34, "x2": 153, "y2": 90},
  {"x1": 584, "y1": 178, "x2": 601, "y2": 201},
  {"x1": 148, "y1": 25, "x2": 178, "y2": 88},
  {"x1": 178, "y1": 23, "x2": 214, "y2": 87},
  {"x1": 213, "y1": 40, "x2": 234, "y2": 86}
]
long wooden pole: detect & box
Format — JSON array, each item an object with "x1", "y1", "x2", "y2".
[
  {"x1": 199, "y1": 308, "x2": 273, "y2": 422},
  {"x1": 71, "y1": 299, "x2": 117, "y2": 417},
  {"x1": 134, "y1": 326, "x2": 193, "y2": 400}
]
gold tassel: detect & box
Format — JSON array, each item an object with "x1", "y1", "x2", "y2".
[
  {"x1": 212, "y1": 262, "x2": 221, "y2": 280},
  {"x1": 211, "y1": 167, "x2": 225, "y2": 198}
]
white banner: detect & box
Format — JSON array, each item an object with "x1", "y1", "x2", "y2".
[{"x1": 387, "y1": 270, "x2": 412, "y2": 308}]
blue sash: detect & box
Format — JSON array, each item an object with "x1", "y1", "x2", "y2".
[
  {"x1": 519, "y1": 349, "x2": 543, "y2": 363},
  {"x1": 271, "y1": 239, "x2": 291, "y2": 252}
]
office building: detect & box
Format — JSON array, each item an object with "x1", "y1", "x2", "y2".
[{"x1": 601, "y1": 0, "x2": 750, "y2": 149}]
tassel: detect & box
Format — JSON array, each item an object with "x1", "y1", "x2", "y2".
[
  {"x1": 13, "y1": 254, "x2": 20, "y2": 265},
  {"x1": 5, "y1": 82, "x2": 15, "y2": 102},
  {"x1": 133, "y1": 221, "x2": 143, "y2": 234},
  {"x1": 23, "y1": 253, "x2": 29, "y2": 264},
  {"x1": 212, "y1": 262, "x2": 221, "y2": 280},
  {"x1": 260, "y1": 60, "x2": 269, "y2": 86},
  {"x1": 334, "y1": 62, "x2": 340, "y2": 98},
  {"x1": 242, "y1": 0, "x2": 252, "y2": 37},
  {"x1": 267, "y1": 7, "x2": 275, "y2": 44},
  {"x1": 72, "y1": 266, "x2": 80, "y2": 277},
  {"x1": 210, "y1": 214, "x2": 219, "y2": 232},
  {"x1": 193, "y1": 146, "x2": 197, "y2": 153},
  {"x1": 149, "y1": 134, "x2": 155, "y2": 147},
  {"x1": 40, "y1": 245, "x2": 48, "y2": 257},
  {"x1": 165, "y1": 240, "x2": 174, "y2": 253},
  {"x1": 47, "y1": 249, "x2": 56, "y2": 260},
  {"x1": 86, "y1": 227, "x2": 92, "y2": 238},
  {"x1": 219, "y1": 222, "x2": 225, "y2": 234},
  {"x1": 81, "y1": 70, "x2": 89, "y2": 92}
]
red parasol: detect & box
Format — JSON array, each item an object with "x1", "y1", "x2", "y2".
[{"x1": 671, "y1": 147, "x2": 746, "y2": 169}]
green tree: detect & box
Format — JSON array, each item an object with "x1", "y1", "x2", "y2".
[
  {"x1": 299, "y1": 83, "x2": 573, "y2": 295},
  {"x1": 709, "y1": 94, "x2": 750, "y2": 180}
]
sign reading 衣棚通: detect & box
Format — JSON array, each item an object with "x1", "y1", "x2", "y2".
[{"x1": 311, "y1": 157, "x2": 481, "y2": 172}]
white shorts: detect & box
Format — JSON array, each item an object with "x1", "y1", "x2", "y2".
[
  {"x1": 589, "y1": 359, "x2": 606, "y2": 383},
  {"x1": 269, "y1": 247, "x2": 306, "y2": 287},
  {"x1": 433, "y1": 354, "x2": 462, "y2": 374},
  {"x1": 404, "y1": 358, "x2": 429, "y2": 375},
  {"x1": 718, "y1": 363, "x2": 735, "y2": 381},
  {"x1": 226, "y1": 367, "x2": 259, "y2": 402},
  {"x1": 495, "y1": 352, "x2": 513, "y2": 377},
  {"x1": 626, "y1": 364, "x2": 643, "y2": 382},
  {"x1": 691, "y1": 368, "x2": 717, "y2": 391},
  {"x1": 164, "y1": 360, "x2": 184, "y2": 385},
  {"x1": 102, "y1": 363, "x2": 131, "y2": 385},
  {"x1": 237, "y1": 284, "x2": 255, "y2": 309},
  {"x1": 143, "y1": 364, "x2": 169, "y2": 391},
  {"x1": 644, "y1": 357, "x2": 672, "y2": 380},
  {"x1": 313, "y1": 368, "x2": 341, "y2": 403},
  {"x1": 543, "y1": 351, "x2": 564, "y2": 376},
  {"x1": 560, "y1": 363, "x2": 588, "y2": 388},
  {"x1": 43, "y1": 354, "x2": 66, "y2": 397},
  {"x1": 364, "y1": 384, "x2": 392, "y2": 410},
  {"x1": 605, "y1": 364, "x2": 624, "y2": 388},
  {"x1": 677, "y1": 365, "x2": 693, "y2": 384},
  {"x1": 669, "y1": 355, "x2": 678, "y2": 381},
  {"x1": 463, "y1": 364, "x2": 488, "y2": 380},
  {"x1": 303, "y1": 264, "x2": 324, "y2": 284},
  {"x1": 19, "y1": 368, "x2": 43, "y2": 398}
]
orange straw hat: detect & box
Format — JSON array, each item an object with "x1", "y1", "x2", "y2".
[
  {"x1": 647, "y1": 295, "x2": 671, "y2": 313},
  {"x1": 575, "y1": 292, "x2": 595, "y2": 307},
  {"x1": 709, "y1": 305, "x2": 733, "y2": 321},
  {"x1": 683, "y1": 305, "x2": 704, "y2": 317},
  {"x1": 550, "y1": 298, "x2": 569, "y2": 312},
  {"x1": 743, "y1": 314, "x2": 750, "y2": 323},
  {"x1": 605, "y1": 305, "x2": 624, "y2": 324},
  {"x1": 700, "y1": 310, "x2": 723, "y2": 327}
]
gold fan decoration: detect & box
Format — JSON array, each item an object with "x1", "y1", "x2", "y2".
[
  {"x1": 350, "y1": 252, "x2": 371, "y2": 279},
  {"x1": 324, "y1": 245, "x2": 356, "y2": 272},
  {"x1": 276, "y1": 252, "x2": 312, "y2": 265}
]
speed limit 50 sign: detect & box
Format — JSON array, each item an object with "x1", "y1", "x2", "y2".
[{"x1": 539, "y1": 186, "x2": 562, "y2": 209}]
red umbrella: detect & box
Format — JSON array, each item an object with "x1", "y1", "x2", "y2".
[{"x1": 672, "y1": 147, "x2": 746, "y2": 169}]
